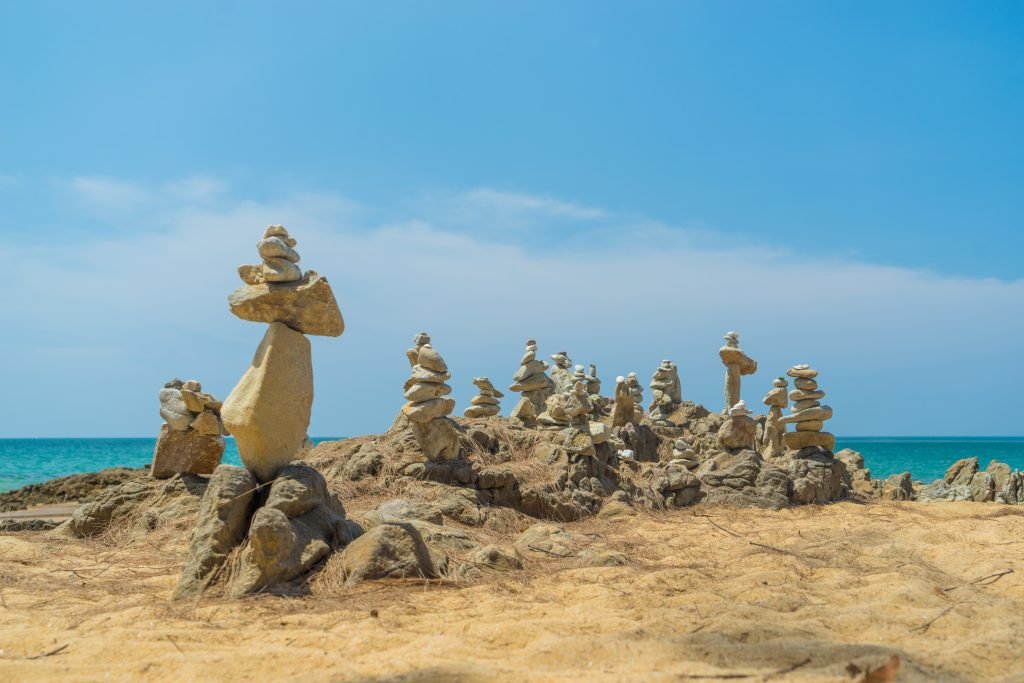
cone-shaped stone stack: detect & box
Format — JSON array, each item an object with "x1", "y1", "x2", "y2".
[
  {"x1": 509, "y1": 339, "x2": 555, "y2": 416},
  {"x1": 549, "y1": 351, "x2": 575, "y2": 393},
  {"x1": 761, "y1": 377, "x2": 789, "y2": 458},
  {"x1": 719, "y1": 331, "x2": 757, "y2": 413},
  {"x1": 611, "y1": 375, "x2": 637, "y2": 428},
  {"x1": 403, "y1": 342, "x2": 461, "y2": 460},
  {"x1": 464, "y1": 377, "x2": 504, "y2": 418},
  {"x1": 670, "y1": 438, "x2": 699, "y2": 470},
  {"x1": 781, "y1": 364, "x2": 835, "y2": 451},
  {"x1": 649, "y1": 360, "x2": 682, "y2": 426}
]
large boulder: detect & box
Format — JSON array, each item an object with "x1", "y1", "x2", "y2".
[
  {"x1": 151, "y1": 424, "x2": 225, "y2": 479},
  {"x1": 717, "y1": 415, "x2": 757, "y2": 450},
  {"x1": 788, "y1": 448, "x2": 846, "y2": 504},
  {"x1": 173, "y1": 465, "x2": 257, "y2": 599},
  {"x1": 231, "y1": 463, "x2": 357, "y2": 595},
  {"x1": 228, "y1": 271, "x2": 344, "y2": 337},
  {"x1": 996, "y1": 470, "x2": 1024, "y2": 505},
  {"x1": 336, "y1": 522, "x2": 443, "y2": 586},
  {"x1": 221, "y1": 322, "x2": 313, "y2": 482}
]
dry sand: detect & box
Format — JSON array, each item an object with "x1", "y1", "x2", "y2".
[{"x1": 0, "y1": 501, "x2": 1022, "y2": 682}]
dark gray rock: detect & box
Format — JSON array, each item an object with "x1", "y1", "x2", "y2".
[{"x1": 173, "y1": 465, "x2": 257, "y2": 599}]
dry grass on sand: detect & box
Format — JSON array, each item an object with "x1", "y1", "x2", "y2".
[{"x1": 0, "y1": 501, "x2": 1023, "y2": 682}]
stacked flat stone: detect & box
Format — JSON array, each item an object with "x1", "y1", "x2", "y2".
[
  {"x1": 649, "y1": 360, "x2": 682, "y2": 426},
  {"x1": 781, "y1": 364, "x2": 835, "y2": 451},
  {"x1": 153, "y1": 379, "x2": 226, "y2": 478},
  {"x1": 549, "y1": 351, "x2": 575, "y2": 393},
  {"x1": 406, "y1": 332, "x2": 431, "y2": 368},
  {"x1": 222, "y1": 225, "x2": 344, "y2": 482},
  {"x1": 464, "y1": 377, "x2": 504, "y2": 418},
  {"x1": 718, "y1": 400, "x2": 757, "y2": 450},
  {"x1": 719, "y1": 331, "x2": 757, "y2": 413},
  {"x1": 403, "y1": 342, "x2": 461, "y2": 460},
  {"x1": 627, "y1": 372, "x2": 644, "y2": 422},
  {"x1": 585, "y1": 363, "x2": 610, "y2": 418},
  {"x1": 670, "y1": 438, "x2": 699, "y2": 470},
  {"x1": 509, "y1": 339, "x2": 555, "y2": 415},
  {"x1": 760, "y1": 377, "x2": 789, "y2": 458}
]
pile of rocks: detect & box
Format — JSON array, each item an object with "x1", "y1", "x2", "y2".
[
  {"x1": 154, "y1": 379, "x2": 226, "y2": 478},
  {"x1": 464, "y1": 377, "x2": 503, "y2": 418},
  {"x1": 648, "y1": 360, "x2": 682, "y2": 426},
  {"x1": 669, "y1": 438, "x2": 699, "y2": 470},
  {"x1": 238, "y1": 224, "x2": 302, "y2": 284},
  {"x1": 626, "y1": 372, "x2": 644, "y2": 422},
  {"x1": 781, "y1": 364, "x2": 835, "y2": 452},
  {"x1": 717, "y1": 400, "x2": 757, "y2": 450},
  {"x1": 549, "y1": 351, "x2": 575, "y2": 393},
  {"x1": 403, "y1": 340, "x2": 461, "y2": 461},
  {"x1": 760, "y1": 377, "x2": 788, "y2": 458},
  {"x1": 509, "y1": 339, "x2": 554, "y2": 422},
  {"x1": 719, "y1": 331, "x2": 757, "y2": 413},
  {"x1": 611, "y1": 375, "x2": 637, "y2": 428}
]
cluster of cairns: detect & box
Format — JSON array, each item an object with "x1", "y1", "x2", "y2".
[{"x1": 153, "y1": 379, "x2": 226, "y2": 478}]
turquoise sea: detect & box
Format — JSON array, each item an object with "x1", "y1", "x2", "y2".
[{"x1": 1, "y1": 437, "x2": 1023, "y2": 493}]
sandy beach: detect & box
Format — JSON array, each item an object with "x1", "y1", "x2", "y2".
[{"x1": 1, "y1": 500, "x2": 1021, "y2": 682}]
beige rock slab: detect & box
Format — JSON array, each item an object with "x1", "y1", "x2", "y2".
[
  {"x1": 151, "y1": 424, "x2": 225, "y2": 479},
  {"x1": 229, "y1": 271, "x2": 344, "y2": 337},
  {"x1": 785, "y1": 430, "x2": 836, "y2": 451},
  {"x1": 221, "y1": 323, "x2": 313, "y2": 483}
]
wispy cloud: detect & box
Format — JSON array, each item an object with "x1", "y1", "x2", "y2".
[{"x1": 2, "y1": 175, "x2": 1022, "y2": 438}]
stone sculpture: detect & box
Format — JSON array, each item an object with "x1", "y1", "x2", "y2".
[
  {"x1": 509, "y1": 339, "x2": 555, "y2": 414},
  {"x1": 719, "y1": 331, "x2": 757, "y2": 413},
  {"x1": 761, "y1": 377, "x2": 789, "y2": 458},
  {"x1": 403, "y1": 341, "x2": 461, "y2": 460},
  {"x1": 610, "y1": 375, "x2": 637, "y2": 428},
  {"x1": 549, "y1": 351, "x2": 575, "y2": 393},
  {"x1": 153, "y1": 378, "x2": 226, "y2": 478},
  {"x1": 648, "y1": 360, "x2": 682, "y2": 426},
  {"x1": 406, "y1": 332, "x2": 431, "y2": 368},
  {"x1": 669, "y1": 438, "x2": 699, "y2": 470},
  {"x1": 221, "y1": 225, "x2": 344, "y2": 482},
  {"x1": 718, "y1": 400, "x2": 757, "y2": 450},
  {"x1": 781, "y1": 364, "x2": 835, "y2": 451},
  {"x1": 626, "y1": 372, "x2": 645, "y2": 423},
  {"x1": 464, "y1": 377, "x2": 504, "y2": 418}
]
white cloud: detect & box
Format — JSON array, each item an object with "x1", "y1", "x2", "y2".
[{"x1": 2, "y1": 176, "x2": 1023, "y2": 440}]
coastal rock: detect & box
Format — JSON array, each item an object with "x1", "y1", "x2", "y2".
[
  {"x1": 221, "y1": 322, "x2": 314, "y2": 483},
  {"x1": 336, "y1": 522, "x2": 442, "y2": 586},
  {"x1": 159, "y1": 388, "x2": 193, "y2": 431},
  {"x1": 173, "y1": 465, "x2": 257, "y2": 599},
  {"x1": 876, "y1": 472, "x2": 914, "y2": 501},
  {"x1": 996, "y1": 470, "x2": 1024, "y2": 505},
  {"x1": 151, "y1": 424, "x2": 225, "y2": 479},
  {"x1": 228, "y1": 271, "x2": 344, "y2": 337}
]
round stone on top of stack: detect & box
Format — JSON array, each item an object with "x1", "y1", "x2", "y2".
[
  {"x1": 781, "y1": 364, "x2": 835, "y2": 452},
  {"x1": 464, "y1": 377, "x2": 504, "y2": 418}
]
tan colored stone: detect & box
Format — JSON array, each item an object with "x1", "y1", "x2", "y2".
[
  {"x1": 404, "y1": 382, "x2": 452, "y2": 402},
  {"x1": 412, "y1": 419, "x2": 461, "y2": 460},
  {"x1": 785, "y1": 431, "x2": 836, "y2": 451},
  {"x1": 796, "y1": 420, "x2": 825, "y2": 432},
  {"x1": 789, "y1": 389, "x2": 825, "y2": 402},
  {"x1": 781, "y1": 405, "x2": 833, "y2": 424},
  {"x1": 238, "y1": 264, "x2": 264, "y2": 285},
  {"x1": 228, "y1": 271, "x2": 344, "y2": 337},
  {"x1": 787, "y1": 364, "x2": 818, "y2": 379},
  {"x1": 190, "y1": 409, "x2": 222, "y2": 436},
  {"x1": 416, "y1": 345, "x2": 448, "y2": 373},
  {"x1": 792, "y1": 398, "x2": 821, "y2": 412},
  {"x1": 402, "y1": 397, "x2": 455, "y2": 423},
  {"x1": 151, "y1": 424, "x2": 225, "y2": 479},
  {"x1": 221, "y1": 323, "x2": 313, "y2": 483},
  {"x1": 794, "y1": 378, "x2": 818, "y2": 391}
]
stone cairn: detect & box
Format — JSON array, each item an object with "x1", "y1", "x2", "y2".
[
  {"x1": 585, "y1": 364, "x2": 610, "y2": 418},
  {"x1": 717, "y1": 400, "x2": 757, "y2": 450},
  {"x1": 549, "y1": 351, "x2": 575, "y2": 393},
  {"x1": 781, "y1": 364, "x2": 835, "y2": 452},
  {"x1": 174, "y1": 224, "x2": 354, "y2": 599},
  {"x1": 464, "y1": 377, "x2": 504, "y2": 418},
  {"x1": 611, "y1": 375, "x2": 637, "y2": 428},
  {"x1": 509, "y1": 339, "x2": 555, "y2": 425},
  {"x1": 221, "y1": 224, "x2": 345, "y2": 482},
  {"x1": 669, "y1": 438, "x2": 699, "y2": 470},
  {"x1": 406, "y1": 331, "x2": 431, "y2": 368},
  {"x1": 403, "y1": 340, "x2": 461, "y2": 460},
  {"x1": 648, "y1": 360, "x2": 682, "y2": 426},
  {"x1": 153, "y1": 378, "x2": 226, "y2": 478},
  {"x1": 719, "y1": 331, "x2": 757, "y2": 413},
  {"x1": 761, "y1": 377, "x2": 789, "y2": 458},
  {"x1": 626, "y1": 372, "x2": 645, "y2": 422}
]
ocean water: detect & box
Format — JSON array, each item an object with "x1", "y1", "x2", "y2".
[{"x1": 1, "y1": 436, "x2": 1023, "y2": 493}]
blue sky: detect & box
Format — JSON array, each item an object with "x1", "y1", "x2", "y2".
[{"x1": 0, "y1": 1, "x2": 1021, "y2": 437}]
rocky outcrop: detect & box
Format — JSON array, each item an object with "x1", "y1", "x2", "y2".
[
  {"x1": 719, "y1": 331, "x2": 757, "y2": 413},
  {"x1": 0, "y1": 467, "x2": 145, "y2": 512},
  {"x1": 154, "y1": 379, "x2": 226, "y2": 479},
  {"x1": 222, "y1": 323, "x2": 314, "y2": 482},
  {"x1": 648, "y1": 360, "x2": 682, "y2": 426},
  {"x1": 403, "y1": 340, "x2": 461, "y2": 461},
  {"x1": 62, "y1": 474, "x2": 208, "y2": 538},
  {"x1": 464, "y1": 377, "x2": 503, "y2": 418}
]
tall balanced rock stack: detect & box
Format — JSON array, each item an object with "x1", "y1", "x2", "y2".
[
  {"x1": 153, "y1": 379, "x2": 226, "y2": 478},
  {"x1": 719, "y1": 331, "x2": 757, "y2": 413},
  {"x1": 549, "y1": 351, "x2": 575, "y2": 393},
  {"x1": 781, "y1": 364, "x2": 835, "y2": 452},
  {"x1": 221, "y1": 225, "x2": 345, "y2": 482},
  {"x1": 648, "y1": 360, "x2": 682, "y2": 426},
  {"x1": 403, "y1": 340, "x2": 461, "y2": 460},
  {"x1": 509, "y1": 339, "x2": 555, "y2": 420},
  {"x1": 761, "y1": 377, "x2": 789, "y2": 458},
  {"x1": 464, "y1": 377, "x2": 503, "y2": 418},
  {"x1": 718, "y1": 400, "x2": 757, "y2": 450}
]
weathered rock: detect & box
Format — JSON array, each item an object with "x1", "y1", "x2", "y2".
[
  {"x1": 467, "y1": 545, "x2": 523, "y2": 571},
  {"x1": 876, "y1": 472, "x2": 913, "y2": 501},
  {"x1": 403, "y1": 397, "x2": 456, "y2": 422},
  {"x1": 515, "y1": 524, "x2": 575, "y2": 557},
  {"x1": 718, "y1": 412, "x2": 757, "y2": 451},
  {"x1": 788, "y1": 449, "x2": 846, "y2": 504},
  {"x1": 151, "y1": 424, "x2": 225, "y2": 479},
  {"x1": 231, "y1": 463, "x2": 356, "y2": 595},
  {"x1": 719, "y1": 332, "x2": 757, "y2": 412},
  {"x1": 159, "y1": 388, "x2": 193, "y2": 431},
  {"x1": 784, "y1": 430, "x2": 836, "y2": 451},
  {"x1": 221, "y1": 322, "x2": 313, "y2": 483},
  {"x1": 944, "y1": 457, "x2": 979, "y2": 487},
  {"x1": 996, "y1": 470, "x2": 1024, "y2": 505},
  {"x1": 985, "y1": 460, "x2": 1012, "y2": 492},
  {"x1": 579, "y1": 547, "x2": 628, "y2": 567},
  {"x1": 411, "y1": 418, "x2": 462, "y2": 461},
  {"x1": 337, "y1": 522, "x2": 443, "y2": 586},
  {"x1": 189, "y1": 409, "x2": 223, "y2": 436},
  {"x1": 173, "y1": 465, "x2": 257, "y2": 599},
  {"x1": 228, "y1": 271, "x2": 344, "y2": 337},
  {"x1": 0, "y1": 467, "x2": 145, "y2": 513},
  {"x1": 364, "y1": 499, "x2": 443, "y2": 527}
]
